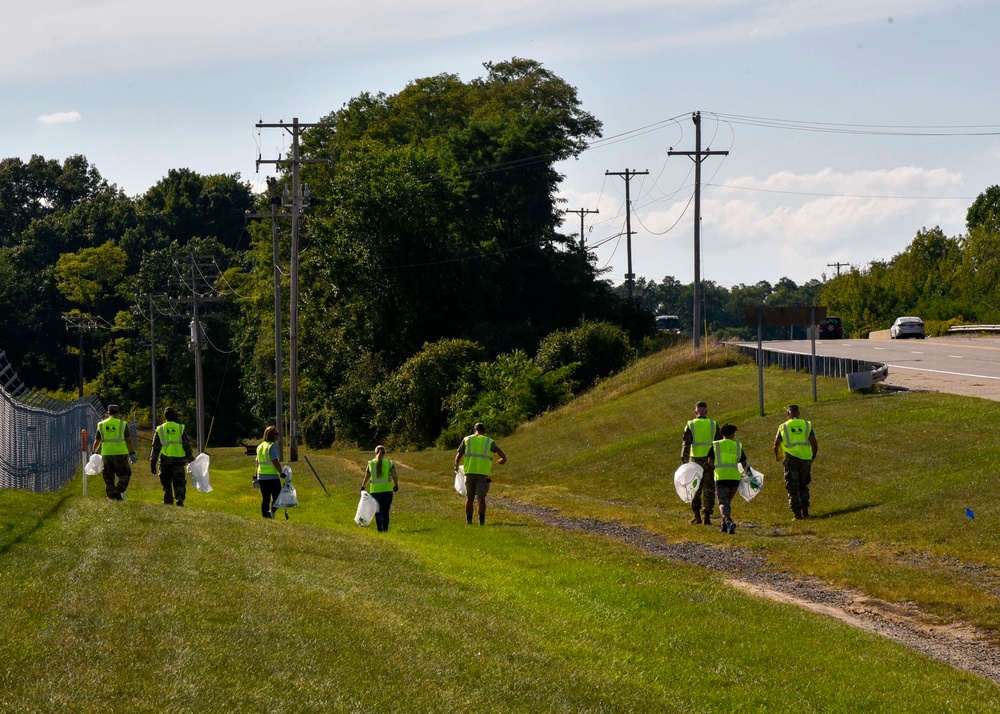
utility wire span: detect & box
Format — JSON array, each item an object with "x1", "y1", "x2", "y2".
[
  {"x1": 709, "y1": 112, "x2": 1000, "y2": 137},
  {"x1": 707, "y1": 182, "x2": 976, "y2": 200}
]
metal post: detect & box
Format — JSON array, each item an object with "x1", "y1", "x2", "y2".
[
  {"x1": 757, "y1": 308, "x2": 765, "y2": 417},
  {"x1": 270, "y1": 178, "x2": 285, "y2": 461},
  {"x1": 149, "y1": 295, "x2": 157, "y2": 430},
  {"x1": 289, "y1": 118, "x2": 300, "y2": 462},
  {"x1": 810, "y1": 307, "x2": 818, "y2": 402}
]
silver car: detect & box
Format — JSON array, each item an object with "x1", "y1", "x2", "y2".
[{"x1": 890, "y1": 316, "x2": 925, "y2": 339}]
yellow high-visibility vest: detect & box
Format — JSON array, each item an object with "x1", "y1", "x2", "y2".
[
  {"x1": 779, "y1": 419, "x2": 813, "y2": 460},
  {"x1": 98, "y1": 418, "x2": 130, "y2": 456},
  {"x1": 687, "y1": 418, "x2": 718, "y2": 458},
  {"x1": 463, "y1": 435, "x2": 494, "y2": 476},
  {"x1": 256, "y1": 441, "x2": 279, "y2": 476},
  {"x1": 712, "y1": 439, "x2": 743, "y2": 482},
  {"x1": 367, "y1": 458, "x2": 394, "y2": 493},
  {"x1": 156, "y1": 422, "x2": 186, "y2": 458}
]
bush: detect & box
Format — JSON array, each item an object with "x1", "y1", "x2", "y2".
[
  {"x1": 438, "y1": 350, "x2": 574, "y2": 447},
  {"x1": 535, "y1": 320, "x2": 635, "y2": 391},
  {"x1": 372, "y1": 339, "x2": 486, "y2": 449}
]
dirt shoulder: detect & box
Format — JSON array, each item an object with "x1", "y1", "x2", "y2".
[{"x1": 497, "y1": 500, "x2": 1000, "y2": 684}]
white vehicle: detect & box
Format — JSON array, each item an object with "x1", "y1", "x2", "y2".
[
  {"x1": 656, "y1": 315, "x2": 682, "y2": 334},
  {"x1": 890, "y1": 316, "x2": 925, "y2": 339}
]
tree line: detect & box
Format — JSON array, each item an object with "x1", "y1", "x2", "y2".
[{"x1": 3, "y1": 57, "x2": 997, "y2": 448}]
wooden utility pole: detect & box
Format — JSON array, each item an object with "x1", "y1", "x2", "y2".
[
  {"x1": 256, "y1": 118, "x2": 329, "y2": 461},
  {"x1": 566, "y1": 207, "x2": 599, "y2": 249},
  {"x1": 604, "y1": 169, "x2": 649, "y2": 298},
  {"x1": 827, "y1": 261, "x2": 849, "y2": 277},
  {"x1": 669, "y1": 111, "x2": 729, "y2": 349}
]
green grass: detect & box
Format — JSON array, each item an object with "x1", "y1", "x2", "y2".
[{"x1": 2, "y1": 343, "x2": 1000, "y2": 711}]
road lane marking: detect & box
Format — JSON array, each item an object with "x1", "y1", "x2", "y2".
[
  {"x1": 948, "y1": 355, "x2": 963, "y2": 359},
  {"x1": 889, "y1": 365, "x2": 1000, "y2": 380}
]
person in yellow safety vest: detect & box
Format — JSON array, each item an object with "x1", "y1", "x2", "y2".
[
  {"x1": 253, "y1": 425, "x2": 285, "y2": 519},
  {"x1": 773, "y1": 404, "x2": 819, "y2": 520},
  {"x1": 680, "y1": 401, "x2": 723, "y2": 525},
  {"x1": 454, "y1": 422, "x2": 507, "y2": 526},
  {"x1": 149, "y1": 406, "x2": 196, "y2": 507},
  {"x1": 707, "y1": 423, "x2": 750, "y2": 535},
  {"x1": 93, "y1": 404, "x2": 137, "y2": 501},
  {"x1": 361, "y1": 445, "x2": 399, "y2": 532}
]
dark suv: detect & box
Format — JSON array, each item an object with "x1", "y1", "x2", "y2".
[{"x1": 820, "y1": 317, "x2": 843, "y2": 339}]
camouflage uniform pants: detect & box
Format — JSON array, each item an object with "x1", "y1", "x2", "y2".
[
  {"x1": 102, "y1": 455, "x2": 131, "y2": 499},
  {"x1": 689, "y1": 455, "x2": 716, "y2": 517},
  {"x1": 158, "y1": 456, "x2": 188, "y2": 505},
  {"x1": 715, "y1": 480, "x2": 740, "y2": 521},
  {"x1": 783, "y1": 455, "x2": 812, "y2": 511}
]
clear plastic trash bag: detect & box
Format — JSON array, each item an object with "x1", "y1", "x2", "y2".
[
  {"x1": 355, "y1": 490, "x2": 379, "y2": 526},
  {"x1": 674, "y1": 462, "x2": 703, "y2": 503},
  {"x1": 274, "y1": 481, "x2": 298, "y2": 509},
  {"x1": 188, "y1": 453, "x2": 212, "y2": 493},
  {"x1": 281, "y1": 465, "x2": 292, "y2": 482},
  {"x1": 738, "y1": 465, "x2": 765, "y2": 502},
  {"x1": 84, "y1": 453, "x2": 104, "y2": 476},
  {"x1": 454, "y1": 465, "x2": 467, "y2": 496}
]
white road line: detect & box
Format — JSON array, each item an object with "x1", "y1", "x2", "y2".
[
  {"x1": 889, "y1": 365, "x2": 1000, "y2": 380},
  {"x1": 948, "y1": 355, "x2": 963, "y2": 359},
  {"x1": 911, "y1": 351, "x2": 924, "y2": 355},
  {"x1": 873, "y1": 347, "x2": 885, "y2": 350}
]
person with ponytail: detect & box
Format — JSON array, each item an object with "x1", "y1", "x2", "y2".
[{"x1": 361, "y1": 445, "x2": 399, "y2": 532}]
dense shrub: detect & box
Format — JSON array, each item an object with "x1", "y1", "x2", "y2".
[
  {"x1": 372, "y1": 339, "x2": 486, "y2": 449},
  {"x1": 535, "y1": 320, "x2": 635, "y2": 391}
]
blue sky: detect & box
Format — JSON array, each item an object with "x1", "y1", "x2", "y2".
[{"x1": 3, "y1": 0, "x2": 998, "y2": 289}]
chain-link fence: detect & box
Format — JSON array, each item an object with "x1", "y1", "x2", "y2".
[{"x1": 0, "y1": 351, "x2": 103, "y2": 493}]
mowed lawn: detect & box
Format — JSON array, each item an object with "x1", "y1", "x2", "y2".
[{"x1": 2, "y1": 347, "x2": 1000, "y2": 712}]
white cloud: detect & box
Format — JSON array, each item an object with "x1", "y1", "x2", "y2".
[
  {"x1": 1, "y1": 0, "x2": 949, "y2": 81},
  {"x1": 37, "y1": 110, "x2": 81, "y2": 125}
]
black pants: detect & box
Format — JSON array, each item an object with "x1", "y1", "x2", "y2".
[
  {"x1": 372, "y1": 491, "x2": 394, "y2": 532},
  {"x1": 260, "y1": 478, "x2": 281, "y2": 518}
]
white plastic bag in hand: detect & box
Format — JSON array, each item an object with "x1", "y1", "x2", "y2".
[
  {"x1": 274, "y1": 481, "x2": 298, "y2": 508},
  {"x1": 281, "y1": 464, "x2": 292, "y2": 482},
  {"x1": 354, "y1": 490, "x2": 379, "y2": 526},
  {"x1": 673, "y1": 462, "x2": 703, "y2": 503},
  {"x1": 189, "y1": 453, "x2": 212, "y2": 493},
  {"x1": 454, "y1": 465, "x2": 467, "y2": 496},
  {"x1": 84, "y1": 453, "x2": 104, "y2": 476},
  {"x1": 738, "y1": 465, "x2": 764, "y2": 502}
]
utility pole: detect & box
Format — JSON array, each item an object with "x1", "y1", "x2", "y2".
[
  {"x1": 135, "y1": 294, "x2": 167, "y2": 428},
  {"x1": 604, "y1": 169, "x2": 649, "y2": 298},
  {"x1": 827, "y1": 261, "x2": 849, "y2": 277},
  {"x1": 165, "y1": 255, "x2": 225, "y2": 454},
  {"x1": 246, "y1": 179, "x2": 288, "y2": 460},
  {"x1": 566, "y1": 208, "x2": 599, "y2": 249},
  {"x1": 669, "y1": 111, "x2": 729, "y2": 349},
  {"x1": 62, "y1": 314, "x2": 112, "y2": 398},
  {"x1": 256, "y1": 118, "x2": 329, "y2": 461}
]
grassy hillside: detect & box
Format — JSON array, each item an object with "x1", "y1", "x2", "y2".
[{"x1": 2, "y1": 344, "x2": 1000, "y2": 711}]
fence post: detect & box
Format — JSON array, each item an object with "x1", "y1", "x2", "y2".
[{"x1": 81, "y1": 429, "x2": 88, "y2": 497}]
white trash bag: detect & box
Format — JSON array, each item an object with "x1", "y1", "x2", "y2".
[
  {"x1": 674, "y1": 462, "x2": 703, "y2": 504},
  {"x1": 454, "y1": 465, "x2": 467, "y2": 496},
  {"x1": 274, "y1": 480, "x2": 298, "y2": 509},
  {"x1": 84, "y1": 453, "x2": 104, "y2": 476},
  {"x1": 355, "y1": 490, "x2": 379, "y2": 527},
  {"x1": 188, "y1": 453, "x2": 212, "y2": 493},
  {"x1": 281, "y1": 464, "x2": 292, "y2": 482},
  {"x1": 738, "y1": 465, "x2": 765, "y2": 502}
]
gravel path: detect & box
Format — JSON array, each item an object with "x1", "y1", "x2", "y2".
[{"x1": 496, "y1": 500, "x2": 1000, "y2": 684}]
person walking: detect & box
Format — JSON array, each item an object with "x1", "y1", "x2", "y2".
[
  {"x1": 680, "y1": 401, "x2": 722, "y2": 525},
  {"x1": 361, "y1": 445, "x2": 399, "y2": 532},
  {"x1": 773, "y1": 404, "x2": 819, "y2": 520},
  {"x1": 149, "y1": 406, "x2": 195, "y2": 507},
  {"x1": 94, "y1": 404, "x2": 137, "y2": 501},
  {"x1": 707, "y1": 423, "x2": 750, "y2": 535},
  {"x1": 254, "y1": 426, "x2": 285, "y2": 519},
  {"x1": 455, "y1": 422, "x2": 507, "y2": 526}
]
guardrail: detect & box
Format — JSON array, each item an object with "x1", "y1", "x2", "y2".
[
  {"x1": 726, "y1": 343, "x2": 887, "y2": 381},
  {"x1": 947, "y1": 325, "x2": 1000, "y2": 333}
]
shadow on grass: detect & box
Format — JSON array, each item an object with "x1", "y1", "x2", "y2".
[
  {"x1": 815, "y1": 502, "x2": 882, "y2": 519},
  {"x1": 0, "y1": 491, "x2": 73, "y2": 557}
]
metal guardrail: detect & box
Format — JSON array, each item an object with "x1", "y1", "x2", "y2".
[
  {"x1": 0, "y1": 350, "x2": 103, "y2": 493},
  {"x1": 727, "y1": 343, "x2": 888, "y2": 381},
  {"x1": 947, "y1": 325, "x2": 1000, "y2": 333}
]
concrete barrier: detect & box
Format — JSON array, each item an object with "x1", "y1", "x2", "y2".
[{"x1": 868, "y1": 329, "x2": 892, "y2": 341}]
